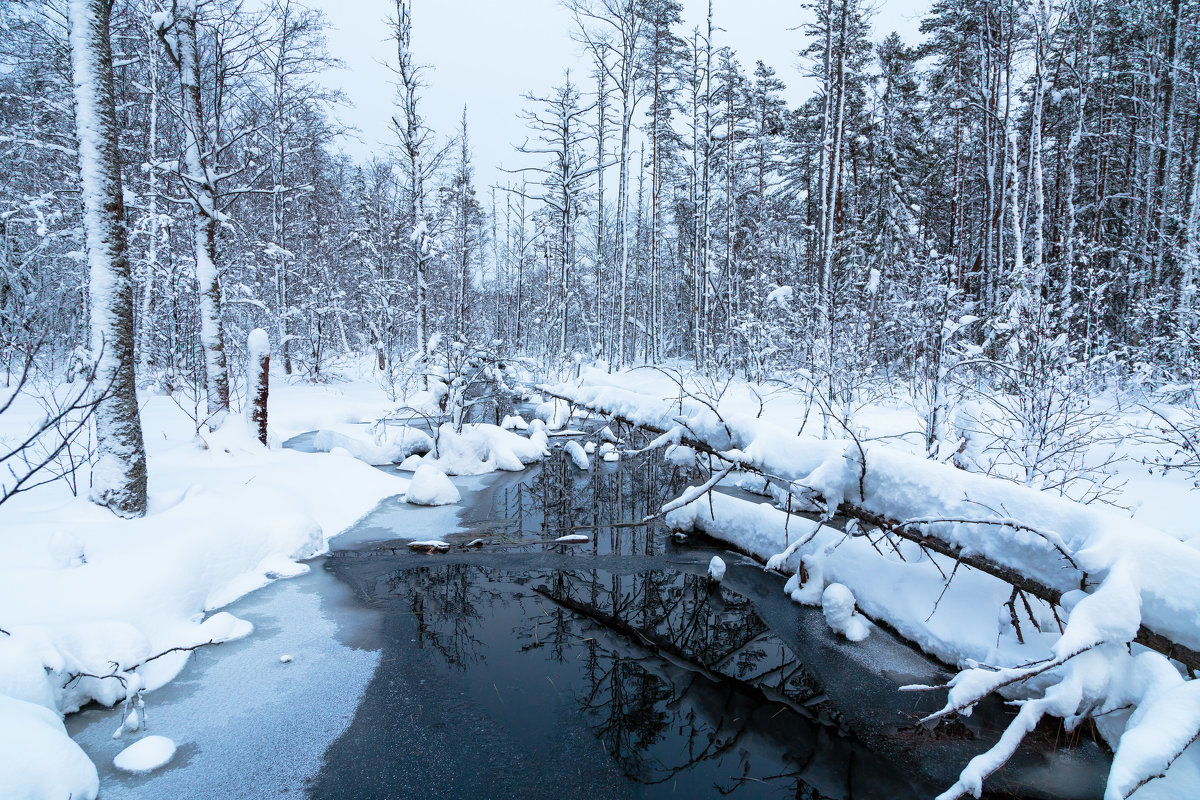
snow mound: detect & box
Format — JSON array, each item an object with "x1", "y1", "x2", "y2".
[
  {"x1": 312, "y1": 424, "x2": 432, "y2": 466},
  {"x1": 500, "y1": 414, "x2": 528, "y2": 431},
  {"x1": 0, "y1": 694, "x2": 98, "y2": 799},
  {"x1": 113, "y1": 735, "x2": 176, "y2": 774},
  {"x1": 565, "y1": 440, "x2": 590, "y2": 470},
  {"x1": 405, "y1": 465, "x2": 460, "y2": 506},
  {"x1": 422, "y1": 423, "x2": 546, "y2": 476},
  {"x1": 554, "y1": 534, "x2": 590, "y2": 544},
  {"x1": 396, "y1": 454, "x2": 423, "y2": 471},
  {"x1": 535, "y1": 399, "x2": 571, "y2": 430},
  {"x1": 822, "y1": 583, "x2": 870, "y2": 642},
  {"x1": 708, "y1": 556, "x2": 726, "y2": 582}
]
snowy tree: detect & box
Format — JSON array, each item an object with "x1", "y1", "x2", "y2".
[
  {"x1": 157, "y1": 0, "x2": 231, "y2": 422},
  {"x1": 68, "y1": 0, "x2": 148, "y2": 517}
]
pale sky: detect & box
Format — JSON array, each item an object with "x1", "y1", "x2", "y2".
[{"x1": 308, "y1": 0, "x2": 930, "y2": 191}]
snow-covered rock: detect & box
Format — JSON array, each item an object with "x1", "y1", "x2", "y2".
[
  {"x1": 113, "y1": 735, "x2": 176, "y2": 774},
  {"x1": 708, "y1": 556, "x2": 726, "y2": 582},
  {"x1": 821, "y1": 583, "x2": 870, "y2": 642},
  {"x1": 500, "y1": 414, "x2": 528, "y2": 431},
  {"x1": 564, "y1": 440, "x2": 590, "y2": 470},
  {"x1": 404, "y1": 464, "x2": 460, "y2": 506}
]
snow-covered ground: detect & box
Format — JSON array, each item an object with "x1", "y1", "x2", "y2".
[
  {"x1": 0, "y1": 372, "x2": 410, "y2": 798},
  {"x1": 6, "y1": 358, "x2": 1200, "y2": 799}
]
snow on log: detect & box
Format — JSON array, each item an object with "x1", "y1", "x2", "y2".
[
  {"x1": 540, "y1": 377, "x2": 1200, "y2": 667},
  {"x1": 545, "y1": 372, "x2": 1200, "y2": 799}
]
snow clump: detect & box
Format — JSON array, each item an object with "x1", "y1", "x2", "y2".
[
  {"x1": 113, "y1": 735, "x2": 176, "y2": 774},
  {"x1": 708, "y1": 556, "x2": 726, "y2": 582},
  {"x1": 821, "y1": 583, "x2": 870, "y2": 642},
  {"x1": 565, "y1": 440, "x2": 590, "y2": 470},
  {"x1": 404, "y1": 464, "x2": 461, "y2": 506}
]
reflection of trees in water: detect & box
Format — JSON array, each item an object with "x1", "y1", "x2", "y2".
[
  {"x1": 379, "y1": 564, "x2": 510, "y2": 668},
  {"x1": 482, "y1": 444, "x2": 689, "y2": 553},
  {"x1": 546, "y1": 568, "x2": 825, "y2": 709},
  {"x1": 542, "y1": 568, "x2": 861, "y2": 796},
  {"x1": 366, "y1": 560, "x2": 900, "y2": 798}
]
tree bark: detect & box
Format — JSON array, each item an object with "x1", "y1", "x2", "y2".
[
  {"x1": 247, "y1": 329, "x2": 270, "y2": 446},
  {"x1": 69, "y1": 0, "x2": 148, "y2": 518},
  {"x1": 163, "y1": 0, "x2": 231, "y2": 421}
]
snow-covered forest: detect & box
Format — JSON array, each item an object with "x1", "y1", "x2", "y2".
[{"x1": 4, "y1": 0, "x2": 1200, "y2": 798}]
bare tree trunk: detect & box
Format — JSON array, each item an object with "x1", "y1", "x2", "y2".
[
  {"x1": 137, "y1": 5, "x2": 160, "y2": 376},
  {"x1": 247, "y1": 328, "x2": 270, "y2": 446},
  {"x1": 161, "y1": 0, "x2": 231, "y2": 421},
  {"x1": 69, "y1": 0, "x2": 148, "y2": 518},
  {"x1": 1029, "y1": 0, "x2": 1048, "y2": 296},
  {"x1": 594, "y1": 54, "x2": 607, "y2": 359}
]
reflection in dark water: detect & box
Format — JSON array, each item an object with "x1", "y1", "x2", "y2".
[
  {"x1": 312, "y1": 440, "x2": 1107, "y2": 800},
  {"x1": 460, "y1": 439, "x2": 689, "y2": 556},
  {"x1": 341, "y1": 561, "x2": 927, "y2": 799}
]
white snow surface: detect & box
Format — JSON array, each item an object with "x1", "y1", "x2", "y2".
[
  {"x1": 404, "y1": 464, "x2": 461, "y2": 506},
  {"x1": 112, "y1": 735, "x2": 175, "y2": 774},
  {"x1": 707, "y1": 556, "x2": 726, "y2": 582},
  {"x1": 0, "y1": 375, "x2": 407, "y2": 797},
  {"x1": 0, "y1": 693, "x2": 98, "y2": 800},
  {"x1": 564, "y1": 440, "x2": 590, "y2": 470}
]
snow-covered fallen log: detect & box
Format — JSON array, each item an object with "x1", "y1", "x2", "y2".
[
  {"x1": 543, "y1": 371, "x2": 1200, "y2": 799},
  {"x1": 540, "y1": 377, "x2": 1200, "y2": 670}
]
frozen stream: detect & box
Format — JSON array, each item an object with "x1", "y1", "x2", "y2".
[{"x1": 68, "y1": 432, "x2": 1109, "y2": 798}]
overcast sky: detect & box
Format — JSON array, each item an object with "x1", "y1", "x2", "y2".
[{"x1": 306, "y1": 0, "x2": 930, "y2": 191}]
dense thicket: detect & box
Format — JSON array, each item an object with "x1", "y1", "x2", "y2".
[{"x1": 3, "y1": 0, "x2": 1198, "y2": 401}]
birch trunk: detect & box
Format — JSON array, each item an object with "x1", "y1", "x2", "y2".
[
  {"x1": 69, "y1": 0, "x2": 148, "y2": 517},
  {"x1": 165, "y1": 0, "x2": 231, "y2": 421}
]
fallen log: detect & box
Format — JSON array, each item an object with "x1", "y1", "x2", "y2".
[{"x1": 538, "y1": 383, "x2": 1200, "y2": 674}]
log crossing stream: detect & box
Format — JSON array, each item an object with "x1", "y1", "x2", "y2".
[{"x1": 311, "y1": 437, "x2": 1108, "y2": 799}]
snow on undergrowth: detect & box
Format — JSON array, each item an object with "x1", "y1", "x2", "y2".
[
  {"x1": 544, "y1": 365, "x2": 1200, "y2": 800},
  {"x1": 0, "y1": 376, "x2": 407, "y2": 798}
]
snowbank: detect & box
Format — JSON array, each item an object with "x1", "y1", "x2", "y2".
[
  {"x1": 0, "y1": 694, "x2": 98, "y2": 800},
  {"x1": 311, "y1": 423, "x2": 432, "y2": 465},
  {"x1": 0, "y1": 381, "x2": 406, "y2": 797}
]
